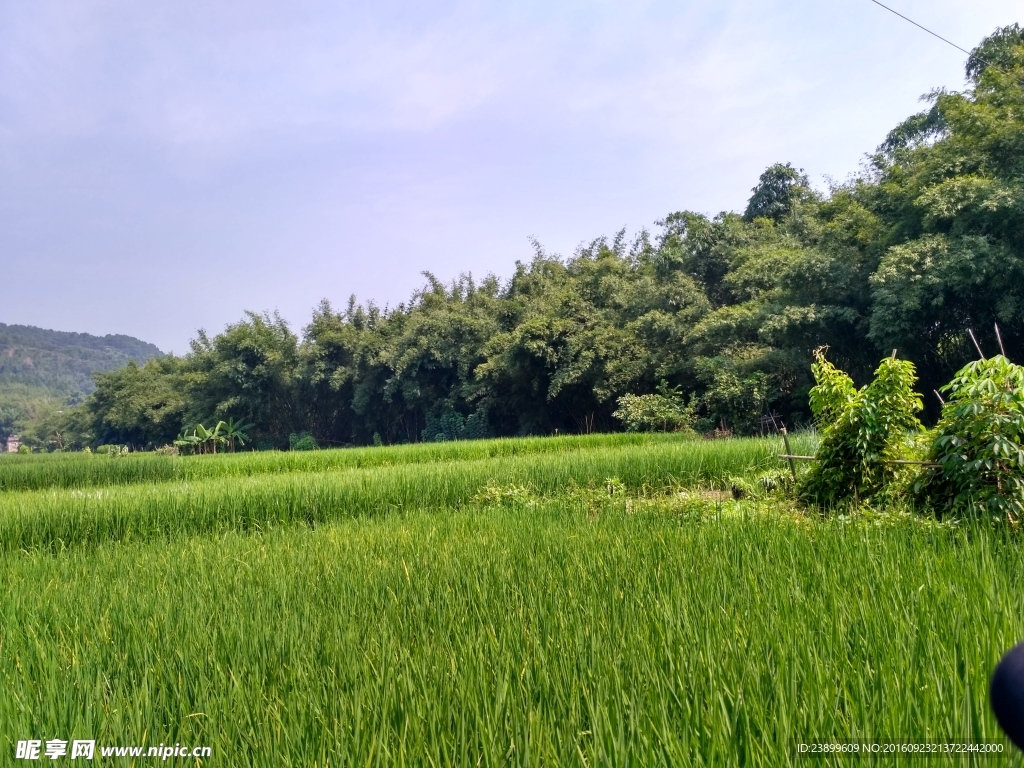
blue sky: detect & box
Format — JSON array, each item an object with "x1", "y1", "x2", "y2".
[{"x1": 0, "y1": 0, "x2": 1019, "y2": 352}]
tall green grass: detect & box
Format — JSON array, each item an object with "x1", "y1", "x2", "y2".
[
  {"x1": 0, "y1": 440, "x2": 798, "y2": 552},
  {"x1": 0, "y1": 432, "x2": 817, "y2": 493},
  {"x1": 0, "y1": 505, "x2": 1018, "y2": 766}
]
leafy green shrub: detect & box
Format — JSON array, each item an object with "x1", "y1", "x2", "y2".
[
  {"x1": 613, "y1": 384, "x2": 696, "y2": 434},
  {"x1": 95, "y1": 444, "x2": 129, "y2": 457},
  {"x1": 757, "y1": 468, "x2": 794, "y2": 496},
  {"x1": 289, "y1": 432, "x2": 319, "y2": 451},
  {"x1": 914, "y1": 355, "x2": 1024, "y2": 520},
  {"x1": 799, "y1": 351, "x2": 923, "y2": 508},
  {"x1": 729, "y1": 468, "x2": 794, "y2": 500},
  {"x1": 422, "y1": 409, "x2": 489, "y2": 442}
]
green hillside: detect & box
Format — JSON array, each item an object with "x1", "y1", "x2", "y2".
[
  {"x1": 0, "y1": 323, "x2": 162, "y2": 394},
  {"x1": 0, "y1": 323, "x2": 162, "y2": 443}
]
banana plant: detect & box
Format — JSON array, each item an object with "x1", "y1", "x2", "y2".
[
  {"x1": 222, "y1": 417, "x2": 254, "y2": 452},
  {"x1": 195, "y1": 422, "x2": 227, "y2": 454},
  {"x1": 175, "y1": 422, "x2": 228, "y2": 455},
  {"x1": 173, "y1": 429, "x2": 201, "y2": 455}
]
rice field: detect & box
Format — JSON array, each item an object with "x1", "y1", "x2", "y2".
[
  {"x1": 0, "y1": 433, "x2": 1021, "y2": 766},
  {"x1": 0, "y1": 437, "x2": 808, "y2": 553},
  {"x1": 0, "y1": 432, "x2": 815, "y2": 493}
]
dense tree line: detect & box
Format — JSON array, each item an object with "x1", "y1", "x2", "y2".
[{"x1": 19, "y1": 26, "x2": 1024, "y2": 451}]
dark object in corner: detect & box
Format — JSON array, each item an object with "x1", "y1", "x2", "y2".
[{"x1": 991, "y1": 641, "x2": 1024, "y2": 751}]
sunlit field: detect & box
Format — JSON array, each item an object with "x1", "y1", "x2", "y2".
[
  {"x1": 0, "y1": 432, "x2": 802, "y2": 493},
  {"x1": 1, "y1": 434, "x2": 1020, "y2": 766}
]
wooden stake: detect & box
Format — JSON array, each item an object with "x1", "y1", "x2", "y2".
[
  {"x1": 995, "y1": 323, "x2": 1007, "y2": 357},
  {"x1": 968, "y1": 329, "x2": 985, "y2": 359},
  {"x1": 780, "y1": 426, "x2": 797, "y2": 482}
]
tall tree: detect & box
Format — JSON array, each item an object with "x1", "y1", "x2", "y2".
[
  {"x1": 867, "y1": 26, "x2": 1024, "y2": 398},
  {"x1": 85, "y1": 357, "x2": 187, "y2": 448},
  {"x1": 186, "y1": 312, "x2": 300, "y2": 447}
]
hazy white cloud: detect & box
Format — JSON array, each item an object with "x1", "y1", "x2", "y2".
[{"x1": 0, "y1": 0, "x2": 1019, "y2": 350}]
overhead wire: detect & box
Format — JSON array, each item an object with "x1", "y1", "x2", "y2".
[
  {"x1": 864, "y1": 0, "x2": 1024, "y2": 89},
  {"x1": 865, "y1": 0, "x2": 974, "y2": 58}
]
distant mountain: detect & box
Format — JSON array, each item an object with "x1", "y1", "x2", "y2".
[{"x1": 0, "y1": 322, "x2": 164, "y2": 398}]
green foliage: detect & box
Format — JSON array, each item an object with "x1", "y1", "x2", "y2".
[
  {"x1": 289, "y1": 431, "x2": 319, "y2": 451},
  {"x1": 807, "y1": 353, "x2": 857, "y2": 423},
  {"x1": 915, "y1": 355, "x2": 1024, "y2": 520},
  {"x1": 174, "y1": 418, "x2": 254, "y2": 455},
  {"x1": 728, "y1": 468, "x2": 795, "y2": 500},
  {"x1": 174, "y1": 422, "x2": 228, "y2": 455},
  {"x1": 742, "y1": 162, "x2": 811, "y2": 223},
  {"x1": 965, "y1": 23, "x2": 1024, "y2": 82},
  {"x1": 186, "y1": 311, "x2": 299, "y2": 447},
  {"x1": 612, "y1": 383, "x2": 696, "y2": 433},
  {"x1": 0, "y1": 403, "x2": 21, "y2": 440},
  {"x1": 195, "y1": 422, "x2": 225, "y2": 453},
  {"x1": 0, "y1": 322, "x2": 162, "y2": 396},
  {"x1": 221, "y1": 417, "x2": 253, "y2": 452},
  {"x1": 86, "y1": 357, "x2": 187, "y2": 449},
  {"x1": 0, "y1": 386, "x2": 84, "y2": 451},
  {"x1": 0, "y1": 324, "x2": 162, "y2": 450},
  {"x1": 800, "y1": 351, "x2": 923, "y2": 508},
  {"x1": 28, "y1": 27, "x2": 1024, "y2": 450},
  {"x1": 867, "y1": 29, "x2": 1024, "y2": 388},
  {"x1": 422, "y1": 408, "x2": 490, "y2": 442},
  {"x1": 94, "y1": 444, "x2": 129, "y2": 457},
  {"x1": 693, "y1": 354, "x2": 779, "y2": 434},
  {"x1": 172, "y1": 429, "x2": 200, "y2": 454}
]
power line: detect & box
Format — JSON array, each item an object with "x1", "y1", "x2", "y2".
[
  {"x1": 864, "y1": 0, "x2": 1024, "y2": 89},
  {"x1": 865, "y1": 0, "x2": 974, "y2": 58}
]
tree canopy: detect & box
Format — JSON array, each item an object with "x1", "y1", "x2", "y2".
[{"x1": 18, "y1": 26, "x2": 1024, "y2": 452}]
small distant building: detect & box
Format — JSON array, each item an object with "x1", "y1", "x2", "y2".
[{"x1": 6, "y1": 435, "x2": 20, "y2": 453}]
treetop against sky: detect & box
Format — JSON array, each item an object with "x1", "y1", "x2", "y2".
[{"x1": 0, "y1": 0, "x2": 1020, "y2": 352}]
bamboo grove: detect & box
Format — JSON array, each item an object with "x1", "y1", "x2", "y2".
[{"x1": 20, "y1": 26, "x2": 1024, "y2": 451}]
